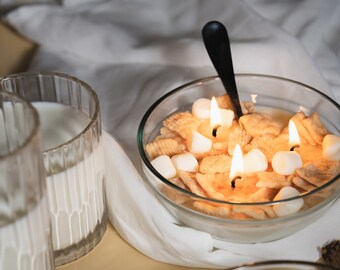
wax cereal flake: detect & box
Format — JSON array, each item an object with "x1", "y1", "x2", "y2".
[
  {"x1": 178, "y1": 170, "x2": 207, "y2": 197},
  {"x1": 256, "y1": 172, "x2": 289, "y2": 189},
  {"x1": 163, "y1": 111, "x2": 201, "y2": 139},
  {"x1": 239, "y1": 113, "x2": 281, "y2": 137},
  {"x1": 199, "y1": 154, "x2": 232, "y2": 174},
  {"x1": 193, "y1": 201, "x2": 231, "y2": 218},
  {"x1": 296, "y1": 160, "x2": 339, "y2": 187},
  {"x1": 146, "y1": 138, "x2": 186, "y2": 160}
]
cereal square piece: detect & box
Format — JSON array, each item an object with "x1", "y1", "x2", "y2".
[
  {"x1": 256, "y1": 172, "x2": 290, "y2": 189},
  {"x1": 215, "y1": 95, "x2": 255, "y2": 115},
  {"x1": 212, "y1": 142, "x2": 229, "y2": 154},
  {"x1": 197, "y1": 119, "x2": 214, "y2": 139},
  {"x1": 291, "y1": 112, "x2": 315, "y2": 145},
  {"x1": 145, "y1": 138, "x2": 186, "y2": 160},
  {"x1": 241, "y1": 101, "x2": 256, "y2": 115},
  {"x1": 249, "y1": 187, "x2": 276, "y2": 202},
  {"x1": 301, "y1": 112, "x2": 329, "y2": 145},
  {"x1": 193, "y1": 201, "x2": 231, "y2": 218},
  {"x1": 155, "y1": 127, "x2": 184, "y2": 143},
  {"x1": 168, "y1": 177, "x2": 188, "y2": 190},
  {"x1": 215, "y1": 124, "x2": 235, "y2": 142},
  {"x1": 296, "y1": 160, "x2": 340, "y2": 187},
  {"x1": 259, "y1": 205, "x2": 276, "y2": 218},
  {"x1": 296, "y1": 143, "x2": 323, "y2": 163},
  {"x1": 239, "y1": 113, "x2": 281, "y2": 137},
  {"x1": 271, "y1": 133, "x2": 290, "y2": 153},
  {"x1": 161, "y1": 185, "x2": 189, "y2": 205},
  {"x1": 228, "y1": 126, "x2": 251, "y2": 155},
  {"x1": 195, "y1": 173, "x2": 228, "y2": 200},
  {"x1": 160, "y1": 127, "x2": 177, "y2": 138},
  {"x1": 178, "y1": 170, "x2": 207, "y2": 197},
  {"x1": 199, "y1": 154, "x2": 232, "y2": 174},
  {"x1": 290, "y1": 176, "x2": 316, "y2": 192},
  {"x1": 232, "y1": 205, "x2": 267, "y2": 220},
  {"x1": 245, "y1": 134, "x2": 276, "y2": 162},
  {"x1": 163, "y1": 111, "x2": 201, "y2": 139}
]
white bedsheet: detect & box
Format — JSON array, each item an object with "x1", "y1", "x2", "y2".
[{"x1": 5, "y1": 0, "x2": 340, "y2": 268}]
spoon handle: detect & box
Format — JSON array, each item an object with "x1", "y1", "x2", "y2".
[{"x1": 202, "y1": 21, "x2": 243, "y2": 118}]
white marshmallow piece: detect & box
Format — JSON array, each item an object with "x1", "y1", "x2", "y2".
[
  {"x1": 151, "y1": 155, "x2": 177, "y2": 179},
  {"x1": 192, "y1": 98, "x2": 211, "y2": 119},
  {"x1": 190, "y1": 131, "x2": 212, "y2": 153},
  {"x1": 219, "y1": 109, "x2": 234, "y2": 127},
  {"x1": 171, "y1": 153, "x2": 198, "y2": 172},
  {"x1": 272, "y1": 151, "x2": 302, "y2": 175},
  {"x1": 322, "y1": 134, "x2": 340, "y2": 161},
  {"x1": 243, "y1": 148, "x2": 268, "y2": 174},
  {"x1": 273, "y1": 186, "x2": 304, "y2": 217}
]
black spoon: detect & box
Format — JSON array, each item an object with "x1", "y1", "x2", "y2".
[{"x1": 202, "y1": 21, "x2": 243, "y2": 119}]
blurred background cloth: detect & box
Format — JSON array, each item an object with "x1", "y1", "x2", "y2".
[
  {"x1": 3, "y1": 0, "x2": 340, "y2": 268},
  {"x1": 4, "y1": 0, "x2": 340, "y2": 158}
]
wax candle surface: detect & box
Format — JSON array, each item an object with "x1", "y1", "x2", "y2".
[
  {"x1": 146, "y1": 97, "x2": 339, "y2": 222},
  {"x1": 171, "y1": 153, "x2": 198, "y2": 172},
  {"x1": 322, "y1": 134, "x2": 340, "y2": 161},
  {"x1": 243, "y1": 148, "x2": 268, "y2": 174},
  {"x1": 272, "y1": 151, "x2": 302, "y2": 175},
  {"x1": 273, "y1": 186, "x2": 304, "y2": 216},
  {"x1": 192, "y1": 98, "x2": 210, "y2": 119},
  {"x1": 151, "y1": 155, "x2": 177, "y2": 179},
  {"x1": 256, "y1": 106, "x2": 292, "y2": 130},
  {"x1": 190, "y1": 130, "x2": 212, "y2": 153},
  {"x1": 34, "y1": 102, "x2": 90, "y2": 150},
  {"x1": 33, "y1": 102, "x2": 105, "y2": 251}
]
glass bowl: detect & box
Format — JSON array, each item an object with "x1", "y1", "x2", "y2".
[
  {"x1": 227, "y1": 260, "x2": 338, "y2": 270},
  {"x1": 137, "y1": 74, "x2": 340, "y2": 243}
]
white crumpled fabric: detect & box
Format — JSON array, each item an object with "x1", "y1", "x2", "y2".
[{"x1": 5, "y1": 0, "x2": 340, "y2": 268}]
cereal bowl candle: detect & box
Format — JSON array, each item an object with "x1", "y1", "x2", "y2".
[{"x1": 138, "y1": 75, "x2": 340, "y2": 243}]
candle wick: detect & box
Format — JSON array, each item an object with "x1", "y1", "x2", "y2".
[
  {"x1": 212, "y1": 125, "x2": 220, "y2": 137},
  {"x1": 290, "y1": 144, "x2": 300, "y2": 151},
  {"x1": 231, "y1": 176, "x2": 242, "y2": 189}
]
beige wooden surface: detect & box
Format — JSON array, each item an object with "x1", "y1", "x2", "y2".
[
  {"x1": 58, "y1": 224, "x2": 208, "y2": 270},
  {"x1": 0, "y1": 20, "x2": 208, "y2": 270}
]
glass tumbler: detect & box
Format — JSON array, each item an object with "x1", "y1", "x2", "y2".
[
  {"x1": 0, "y1": 72, "x2": 107, "y2": 266},
  {"x1": 0, "y1": 91, "x2": 54, "y2": 269}
]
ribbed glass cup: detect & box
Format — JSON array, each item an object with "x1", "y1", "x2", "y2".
[
  {"x1": 0, "y1": 91, "x2": 54, "y2": 270},
  {"x1": 0, "y1": 72, "x2": 107, "y2": 266}
]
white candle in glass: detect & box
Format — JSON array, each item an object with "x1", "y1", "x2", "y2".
[
  {"x1": 272, "y1": 120, "x2": 302, "y2": 175},
  {"x1": 33, "y1": 102, "x2": 105, "y2": 251}
]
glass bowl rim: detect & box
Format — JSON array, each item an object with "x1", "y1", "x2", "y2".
[
  {"x1": 0, "y1": 71, "x2": 100, "y2": 153},
  {"x1": 226, "y1": 259, "x2": 338, "y2": 270},
  {"x1": 137, "y1": 74, "x2": 340, "y2": 208}
]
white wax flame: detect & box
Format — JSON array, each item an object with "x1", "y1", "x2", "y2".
[
  {"x1": 229, "y1": 144, "x2": 244, "y2": 179},
  {"x1": 289, "y1": 120, "x2": 300, "y2": 146},
  {"x1": 210, "y1": 97, "x2": 221, "y2": 128}
]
